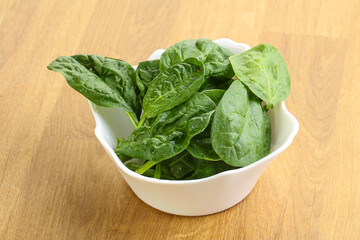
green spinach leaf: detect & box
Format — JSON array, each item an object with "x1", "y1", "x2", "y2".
[
  {"x1": 229, "y1": 43, "x2": 291, "y2": 109},
  {"x1": 186, "y1": 158, "x2": 236, "y2": 180},
  {"x1": 159, "y1": 39, "x2": 204, "y2": 71},
  {"x1": 126, "y1": 162, "x2": 175, "y2": 180},
  {"x1": 160, "y1": 39, "x2": 234, "y2": 80},
  {"x1": 186, "y1": 128, "x2": 221, "y2": 161},
  {"x1": 47, "y1": 55, "x2": 141, "y2": 123},
  {"x1": 162, "y1": 151, "x2": 197, "y2": 179},
  {"x1": 216, "y1": 78, "x2": 235, "y2": 90},
  {"x1": 114, "y1": 137, "x2": 132, "y2": 162},
  {"x1": 201, "y1": 89, "x2": 226, "y2": 104},
  {"x1": 196, "y1": 39, "x2": 234, "y2": 79},
  {"x1": 199, "y1": 77, "x2": 234, "y2": 91},
  {"x1": 141, "y1": 58, "x2": 204, "y2": 121},
  {"x1": 116, "y1": 92, "x2": 216, "y2": 162},
  {"x1": 187, "y1": 89, "x2": 225, "y2": 161},
  {"x1": 135, "y1": 59, "x2": 160, "y2": 105},
  {"x1": 211, "y1": 80, "x2": 271, "y2": 167}
]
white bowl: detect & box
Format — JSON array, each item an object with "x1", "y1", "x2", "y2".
[{"x1": 89, "y1": 38, "x2": 299, "y2": 216}]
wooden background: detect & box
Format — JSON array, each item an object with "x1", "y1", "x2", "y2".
[{"x1": 1, "y1": 0, "x2": 359, "y2": 239}]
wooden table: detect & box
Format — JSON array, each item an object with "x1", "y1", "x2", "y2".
[{"x1": 1, "y1": 0, "x2": 359, "y2": 239}]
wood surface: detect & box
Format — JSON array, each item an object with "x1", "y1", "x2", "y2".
[{"x1": 1, "y1": 0, "x2": 359, "y2": 239}]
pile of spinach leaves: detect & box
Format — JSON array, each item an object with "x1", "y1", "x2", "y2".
[{"x1": 48, "y1": 39, "x2": 290, "y2": 180}]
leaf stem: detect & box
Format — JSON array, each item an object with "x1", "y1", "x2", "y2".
[
  {"x1": 154, "y1": 163, "x2": 162, "y2": 179},
  {"x1": 137, "y1": 116, "x2": 146, "y2": 129},
  {"x1": 125, "y1": 111, "x2": 139, "y2": 128},
  {"x1": 135, "y1": 161, "x2": 157, "y2": 175}
]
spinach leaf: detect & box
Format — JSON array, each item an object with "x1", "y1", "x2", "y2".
[
  {"x1": 186, "y1": 127, "x2": 221, "y2": 161},
  {"x1": 211, "y1": 80, "x2": 271, "y2": 167},
  {"x1": 114, "y1": 137, "x2": 132, "y2": 162},
  {"x1": 199, "y1": 77, "x2": 234, "y2": 91},
  {"x1": 187, "y1": 89, "x2": 225, "y2": 161},
  {"x1": 136, "y1": 59, "x2": 160, "y2": 88},
  {"x1": 201, "y1": 89, "x2": 226, "y2": 104},
  {"x1": 126, "y1": 162, "x2": 175, "y2": 180},
  {"x1": 186, "y1": 158, "x2": 236, "y2": 180},
  {"x1": 162, "y1": 151, "x2": 196, "y2": 179},
  {"x1": 135, "y1": 59, "x2": 160, "y2": 105},
  {"x1": 141, "y1": 58, "x2": 204, "y2": 121},
  {"x1": 216, "y1": 78, "x2": 235, "y2": 90},
  {"x1": 160, "y1": 39, "x2": 234, "y2": 80},
  {"x1": 116, "y1": 92, "x2": 216, "y2": 162},
  {"x1": 159, "y1": 39, "x2": 204, "y2": 71},
  {"x1": 229, "y1": 43, "x2": 291, "y2": 109},
  {"x1": 47, "y1": 55, "x2": 141, "y2": 123},
  {"x1": 195, "y1": 39, "x2": 235, "y2": 79}
]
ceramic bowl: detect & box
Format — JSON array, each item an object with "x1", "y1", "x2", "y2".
[{"x1": 89, "y1": 38, "x2": 299, "y2": 216}]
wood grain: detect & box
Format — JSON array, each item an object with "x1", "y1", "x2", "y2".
[{"x1": 1, "y1": 0, "x2": 359, "y2": 239}]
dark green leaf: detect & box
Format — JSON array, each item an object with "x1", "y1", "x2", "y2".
[
  {"x1": 162, "y1": 151, "x2": 196, "y2": 179},
  {"x1": 187, "y1": 89, "x2": 225, "y2": 161},
  {"x1": 135, "y1": 60, "x2": 160, "y2": 105},
  {"x1": 216, "y1": 78, "x2": 235, "y2": 90},
  {"x1": 159, "y1": 39, "x2": 204, "y2": 71},
  {"x1": 47, "y1": 55, "x2": 141, "y2": 119},
  {"x1": 186, "y1": 158, "x2": 236, "y2": 180},
  {"x1": 114, "y1": 137, "x2": 132, "y2": 162},
  {"x1": 141, "y1": 59, "x2": 204, "y2": 119},
  {"x1": 126, "y1": 162, "x2": 175, "y2": 180},
  {"x1": 211, "y1": 80, "x2": 271, "y2": 167},
  {"x1": 136, "y1": 59, "x2": 160, "y2": 88},
  {"x1": 116, "y1": 92, "x2": 216, "y2": 162},
  {"x1": 201, "y1": 89, "x2": 226, "y2": 104},
  {"x1": 229, "y1": 43, "x2": 291, "y2": 109},
  {"x1": 196, "y1": 39, "x2": 235, "y2": 79},
  {"x1": 186, "y1": 128, "x2": 221, "y2": 161},
  {"x1": 160, "y1": 39, "x2": 234, "y2": 80},
  {"x1": 199, "y1": 77, "x2": 234, "y2": 91}
]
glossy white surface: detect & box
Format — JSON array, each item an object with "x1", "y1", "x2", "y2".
[{"x1": 89, "y1": 39, "x2": 299, "y2": 216}]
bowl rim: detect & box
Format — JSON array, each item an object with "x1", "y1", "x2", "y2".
[{"x1": 91, "y1": 38, "x2": 299, "y2": 185}]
